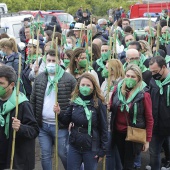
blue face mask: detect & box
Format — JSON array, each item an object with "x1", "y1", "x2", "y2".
[
  {"x1": 0, "y1": 50, "x2": 7, "y2": 57},
  {"x1": 46, "y1": 63, "x2": 56, "y2": 74},
  {"x1": 64, "y1": 44, "x2": 73, "y2": 50}
]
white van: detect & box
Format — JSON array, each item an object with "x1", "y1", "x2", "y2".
[
  {"x1": 0, "y1": 14, "x2": 32, "y2": 43},
  {"x1": 0, "y1": 3, "x2": 8, "y2": 14}
]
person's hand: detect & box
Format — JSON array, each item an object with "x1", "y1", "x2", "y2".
[
  {"x1": 94, "y1": 155, "x2": 103, "y2": 162},
  {"x1": 53, "y1": 103, "x2": 60, "y2": 114},
  {"x1": 68, "y1": 122, "x2": 74, "y2": 132},
  {"x1": 142, "y1": 141, "x2": 149, "y2": 152},
  {"x1": 34, "y1": 65, "x2": 39, "y2": 73},
  {"x1": 12, "y1": 117, "x2": 21, "y2": 131}
]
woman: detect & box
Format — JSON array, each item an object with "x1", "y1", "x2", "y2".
[
  {"x1": 0, "y1": 37, "x2": 22, "y2": 75},
  {"x1": 139, "y1": 40, "x2": 153, "y2": 58},
  {"x1": 63, "y1": 49, "x2": 73, "y2": 70},
  {"x1": 44, "y1": 30, "x2": 53, "y2": 43},
  {"x1": 88, "y1": 43, "x2": 101, "y2": 62},
  {"x1": 101, "y1": 59, "x2": 124, "y2": 170},
  {"x1": 69, "y1": 47, "x2": 99, "y2": 84},
  {"x1": 54, "y1": 73, "x2": 108, "y2": 170},
  {"x1": 110, "y1": 64, "x2": 153, "y2": 170},
  {"x1": 64, "y1": 37, "x2": 76, "y2": 51}
]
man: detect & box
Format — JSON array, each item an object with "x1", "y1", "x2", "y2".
[
  {"x1": 69, "y1": 16, "x2": 79, "y2": 29},
  {"x1": 0, "y1": 65, "x2": 39, "y2": 169},
  {"x1": 125, "y1": 49, "x2": 152, "y2": 86},
  {"x1": 122, "y1": 18, "x2": 130, "y2": 29},
  {"x1": 160, "y1": 26, "x2": 170, "y2": 46},
  {"x1": 107, "y1": 16, "x2": 113, "y2": 27},
  {"x1": 30, "y1": 49, "x2": 76, "y2": 170},
  {"x1": 76, "y1": 6, "x2": 83, "y2": 19},
  {"x1": 149, "y1": 56, "x2": 170, "y2": 170},
  {"x1": 87, "y1": 24, "x2": 108, "y2": 44},
  {"x1": 19, "y1": 17, "x2": 30, "y2": 43},
  {"x1": 78, "y1": 11, "x2": 90, "y2": 26},
  {"x1": 93, "y1": 43, "x2": 110, "y2": 85},
  {"x1": 96, "y1": 18, "x2": 109, "y2": 40},
  {"x1": 92, "y1": 38, "x2": 102, "y2": 50},
  {"x1": 157, "y1": 9, "x2": 170, "y2": 27},
  {"x1": 73, "y1": 23, "x2": 87, "y2": 47}
]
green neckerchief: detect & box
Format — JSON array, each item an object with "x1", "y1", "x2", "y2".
[
  {"x1": 47, "y1": 65, "x2": 65, "y2": 95},
  {"x1": 155, "y1": 73, "x2": 170, "y2": 106},
  {"x1": 165, "y1": 55, "x2": 170, "y2": 64},
  {"x1": 73, "y1": 97, "x2": 92, "y2": 135},
  {"x1": 123, "y1": 62, "x2": 128, "y2": 70},
  {"x1": 25, "y1": 54, "x2": 37, "y2": 64},
  {"x1": 140, "y1": 54, "x2": 147, "y2": 64},
  {"x1": 96, "y1": 58, "x2": 105, "y2": 71},
  {"x1": 0, "y1": 88, "x2": 28, "y2": 138},
  {"x1": 74, "y1": 66, "x2": 93, "y2": 74},
  {"x1": 117, "y1": 80, "x2": 146, "y2": 123},
  {"x1": 139, "y1": 61, "x2": 148, "y2": 73}
]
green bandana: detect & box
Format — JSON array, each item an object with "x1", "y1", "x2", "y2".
[
  {"x1": 25, "y1": 54, "x2": 37, "y2": 64},
  {"x1": 155, "y1": 73, "x2": 170, "y2": 106},
  {"x1": 73, "y1": 97, "x2": 92, "y2": 135},
  {"x1": 96, "y1": 58, "x2": 105, "y2": 72},
  {"x1": 140, "y1": 54, "x2": 147, "y2": 64},
  {"x1": 117, "y1": 79, "x2": 146, "y2": 115},
  {"x1": 165, "y1": 55, "x2": 170, "y2": 64},
  {"x1": 0, "y1": 88, "x2": 28, "y2": 138},
  {"x1": 74, "y1": 66, "x2": 93, "y2": 74},
  {"x1": 47, "y1": 65, "x2": 65, "y2": 95}
]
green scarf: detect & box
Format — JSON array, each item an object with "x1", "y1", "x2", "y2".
[
  {"x1": 155, "y1": 73, "x2": 170, "y2": 106},
  {"x1": 165, "y1": 55, "x2": 170, "y2": 64},
  {"x1": 140, "y1": 54, "x2": 147, "y2": 64},
  {"x1": 96, "y1": 58, "x2": 105, "y2": 72},
  {"x1": 74, "y1": 66, "x2": 93, "y2": 74},
  {"x1": 25, "y1": 54, "x2": 38, "y2": 64},
  {"x1": 47, "y1": 65, "x2": 65, "y2": 96},
  {"x1": 117, "y1": 80, "x2": 146, "y2": 123},
  {"x1": 73, "y1": 97, "x2": 92, "y2": 135},
  {"x1": 0, "y1": 88, "x2": 28, "y2": 138}
]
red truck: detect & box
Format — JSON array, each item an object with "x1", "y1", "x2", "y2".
[{"x1": 130, "y1": 2, "x2": 170, "y2": 19}]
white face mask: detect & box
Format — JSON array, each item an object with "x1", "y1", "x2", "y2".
[
  {"x1": 64, "y1": 44, "x2": 73, "y2": 50},
  {"x1": 46, "y1": 63, "x2": 56, "y2": 74}
]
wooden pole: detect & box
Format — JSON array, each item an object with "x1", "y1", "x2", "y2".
[
  {"x1": 113, "y1": 24, "x2": 117, "y2": 59},
  {"x1": 55, "y1": 37, "x2": 59, "y2": 170},
  {"x1": 51, "y1": 25, "x2": 56, "y2": 49},
  {"x1": 156, "y1": 23, "x2": 160, "y2": 53},
  {"x1": 90, "y1": 15, "x2": 93, "y2": 66},
  {"x1": 35, "y1": 28, "x2": 40, "y2": 66},
  {"x1": 10, "y1": 55, "x2": 22, "y2": 169}
]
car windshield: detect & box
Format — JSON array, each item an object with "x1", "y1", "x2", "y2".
[
  {"x1": 130, "y1": 20, "x2": 155, "y2": 30},
  {"x1": 57, "y1": 14, "x2": 74, "y2": 24}
]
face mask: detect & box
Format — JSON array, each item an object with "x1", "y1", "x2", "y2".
[
  {"x1": 102, "y1": 25, "x2": 107, "y2": 30},
  {"x1": 101, "y1": 51, "x2": 110, "y2": 62},
  {"x1": 152, "y1": 72, "x2": 162, "y2": 80},
  {"x1": 125, "y1": 78, "x2": 137, "y2": 89},
  {"x1": 0, "y1": 50, "x2": 7, "y2": 57},
  {"x1": 129, "y1": 60, "x2": 140, "y2": 66},
  {"x1": 63, "y1": 59, "x2": 70, "y2": 68},
  {"x1": 0, "y1": 85, "x2": 8, "y2": 97},
  {"x1": 46, "y1": 63, "x2": 56, "y2": 74},
  {"x1": 102, "y1": 68, "x2": 109, "y2": 78},
  {"x1": 125, "y1": 41, "x2": 131, "y2": 47},
  {"x1": 64, "y1": 44, "x2": 73, "y2": 50},
  {"x1": 79, "y1": 86, "x2": 91, "y2": 96},
  {"x1": 162, "y1": 34, "x2": 166, "y2": 40},
  {"x1": 78, "y1": 59, "x2": 87, "y2": 68}
]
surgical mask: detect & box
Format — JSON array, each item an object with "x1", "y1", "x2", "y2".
[
  {"x1": 63, "y1": 59, "x2": 70, "y2": 68},
  {"x1": 79, "y1": 86, "x2": 91, "y2": 96},
  {"x1": 64, "y1": 44, "x2": 73, "y2": 50},
  {"x1": 101, "y1": 51, "x2": 110, "y2": 62},
  {"x1": 0, "y1": 50, "x2": 7, "y2": 57},
  {"x1": 102, "y1": 68, "x2": 109, "y2": 78},
  {"x1": 152, "y1": 72, "x2": 162, "y2": 80},
  {"x1": 125, "y1": 78, "x2": 137, "y2": 88},
  {"x1": 129, "y1": 60, "x2": 140, "y2": 66},
  {"x1": 0, "y1": 85, "x2": 8, "y2": 97},
  {"x1": 46, "y1": 63, "x2": 56, "y2": 74},
  {"x1": 78, "y1": 59, "x2": 87, "y2": 68}
]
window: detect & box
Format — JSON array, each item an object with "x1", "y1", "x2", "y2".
[
  {"x1": 0, "y1": 7, "x2": 4, "y2": 14},
  {"x1": 35, "y1": 14, "x2": 46, "y2": 23},
  {"x1": 130, "y1": 20, "x2": 143, "y2": 30},
  {"x1": 57, "y1": 14, "x2": 74, "y2": 24}
]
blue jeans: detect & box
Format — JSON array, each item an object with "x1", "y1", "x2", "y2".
[
  {"x1": 106, "y1": 132, "x2": 122, "y2": 170},
  {"x1": 67, "y1": 145, "x2": 98, "y2": 170},
  {"x1": 149, "y1": 133, "x2": 170, "y2": 170},
  {"x1": 38, "y1": 122, "x2": 69, "y2": 170},
  {"x1": 134, "y1": 153, "x2": 141, "y2": 168}
]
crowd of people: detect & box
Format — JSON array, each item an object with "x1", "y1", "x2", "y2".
[{"x1": 0, "y1": 7, "x2": 170, "y2": 170}]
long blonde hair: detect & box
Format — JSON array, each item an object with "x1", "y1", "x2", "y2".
[
  {"x1": 0, "y1": 38, "x2": 18, "y2": 52},
  {"x1": 71, "y1": 73, "x2": 105, "y2": 107},
  {"x1": 121, "y1": 64, "x2": 143, "y2": 97},
  {"x1": 108, "y1": 59, "x2": 125, "y2": 80},
  {"x1": 139, "y1": 40, "x2": 153, "y2": 57}
]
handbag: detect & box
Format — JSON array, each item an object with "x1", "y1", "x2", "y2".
[{"x1": 124, "y1": 112, "x2": 146, "y2": 144}]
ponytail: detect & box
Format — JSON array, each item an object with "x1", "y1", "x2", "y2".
[{"x1": 9, "y1": 38, "x2": 18, "y2": 53}]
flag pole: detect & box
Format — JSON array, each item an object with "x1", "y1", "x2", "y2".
[
  {"x1": 90, "y1": 15, "x2": 93, "y2": 66},
  {"x1": 55, "y1": 37, "x2": 59, "y2": 170},
  {"x1": 51, "y1": 25, "x2": 56, "y2": 49},
  {"x1": 10, "y1": 55, "x2": 22, "y2": 169}
]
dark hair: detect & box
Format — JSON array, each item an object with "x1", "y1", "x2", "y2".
[
  {"x1": 160, "y1": 20, "x2": 167, "y2": 28},
  {"x1": 149, "y1": 56, "x2": 167, "y2": 68},
  {"x1": 0, "y1": 65, "x2": 17, "y2": 84},
  {"x1": 0, "y1": 33, "x2": 9, "y2": 39},
  {"x1": 46, "y1": 49, "x2": 60, "y2": 60},
  {"x1": 65, "y1": 49, "x2": 74, "y2": 59},
  {"x1": 122, "y1": 18, "x2": 130, "y2": 24},
  {"x1": 123, "y1": 26, "x2": 134, "y2": 34},
  {"x1": 45, "y1": 30, "x2": 53, "y2": 42},
  {"x1": 54, "y1": 32, "x2": 61, "y2": 46},
  {"x1": 67, "y1": 30, "x2": 76, "y2": 38},
  {"x1": 117, "y1": 18, "x2": 122, "y2": 28},
  {"x1": 128, "y1": 41, "x2": 142, "y2": 51},
  {"x1": 91, "y1": 43, "x2": 101, "y2": 60}
]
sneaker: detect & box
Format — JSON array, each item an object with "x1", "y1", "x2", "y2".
[{"x1": 145, "y1": 165, "x2": 151, "y2": 170}]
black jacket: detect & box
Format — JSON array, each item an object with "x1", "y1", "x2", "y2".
[
  {"x1": 19, "y1": 26, "x2": 26, "y2": 43},
  {"x1": 58, "y1": 97, "x2": 108, "y2": 157},
  {"x1": 150, "y1": 78, "x2": 170, "y2": 135},
  {"x1": 78, "y1": 17, "x2": 90, "y2": 26},
  {"x1": 30, "y1": 71, "x2": 77, "y2": 127},
  {"x1": 0, "y1": 101, "x2": 39, "y2": 170},
  {"x1": 92, "y1": 32, "x2": 108, "y2": 44},
  {"x1": 142, "y1": 70, "x2": 152, "y2": 86}
]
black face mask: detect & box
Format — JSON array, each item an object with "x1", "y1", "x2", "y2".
[{"x1": 152, "y1": 68, "x2": 163, "y2": 80}]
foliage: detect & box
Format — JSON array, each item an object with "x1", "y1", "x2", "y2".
[{"x1": 1, "y1": 0, "x2": 134, "y2": 16}]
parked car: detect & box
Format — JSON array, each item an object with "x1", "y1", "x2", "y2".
[
  {"x1": 130, "y1": 17, "x2": 157, "y2": 36},
  {"x1": 19, "y1": 10, "x2": 74, "y2": 30}
]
